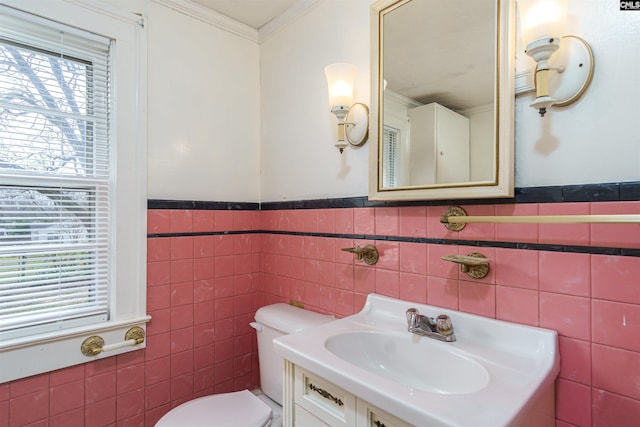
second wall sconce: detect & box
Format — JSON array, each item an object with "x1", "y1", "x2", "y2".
[
  {"x1": 324, "y1": 63, "x2": 369, "y2": 153},
  {"x1": 518, "y1": 0, "x2": 594, "y2": 117}
]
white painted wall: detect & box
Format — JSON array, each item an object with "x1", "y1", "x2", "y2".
[
  {"x1": 259, "y1": 0, "x2": 373, "y2": 201},
  {"x1": 110, "y1": 0, "x2": 262, "y2": 202},
  {"x1": 103, "y1": 0, "x2": 640, "y2": 202},
  {"x1": 514, "y1": 0, "x2": 640, "y2": 187},
  {"x1": 261, "y1": 0, "x2": 640, "y2": 200}
]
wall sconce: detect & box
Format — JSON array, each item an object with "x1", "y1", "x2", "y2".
[
  {"x1": 324, "y1": 63, "x2": 369, "y2": 153},
  {"x1": 518, "y1": 0, "x2": 594, "y2": 117}
]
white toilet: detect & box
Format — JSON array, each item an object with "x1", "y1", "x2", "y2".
[{"x1": 155, "y1": 303, "x2": 334, "y2": 427}]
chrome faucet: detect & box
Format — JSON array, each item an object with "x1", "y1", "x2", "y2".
[{"x1": 405, "y1": 308, "x2": 456, "y2": 342}]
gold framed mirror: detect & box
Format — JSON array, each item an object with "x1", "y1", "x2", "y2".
[{"x1": 369, "y1": 0, "x2": 515, "y2": 201}]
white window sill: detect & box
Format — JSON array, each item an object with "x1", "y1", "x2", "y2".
[{"x1": 0, "y1": 316, "x2": 151, "y2": 383}]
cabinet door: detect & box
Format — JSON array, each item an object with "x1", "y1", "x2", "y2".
[
  {"x1": 434, "y1": 104, "x2": 470, "y2": 184},
  {"x1": 407, "y1": 102, "x2": 470, "y2": 186},
  {"x1": 407, "y1": 103, "x2": 437, "y2": 185},
  {"x1": 356, "y1": 400, "x2": 414, "y2": 427},
  {"x1": 294, "y1": 404, "x2": 332, "y2": 427}
]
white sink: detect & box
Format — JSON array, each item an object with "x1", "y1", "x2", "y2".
[
  {"x1": 273, "y1": 294, "x2": 559, "y2": 427},
  {"x1": 325, "y1": 330, "x2": 489, "y2": 395}
]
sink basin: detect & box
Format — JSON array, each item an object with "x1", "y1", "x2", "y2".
[
  {"x1": 325, "y1": 331, "x2": 489, "y2": 394},
  {"x1": 273, "y1": 294, "x2": 559, "y2": 427}
]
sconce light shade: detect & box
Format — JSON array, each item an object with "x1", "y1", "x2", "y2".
[
  {"x1": 324, "y1": 63, "x2": 369, "y2": 153},
  {"x1": 325, "y1": 63, "x2": 355, "y2": 109},
  {"x1": 518, "y1": 0, "x2": 593, "y2": 117},
  {"x1": 518, "y1": 0, "x2": 567, "y2": 45}
]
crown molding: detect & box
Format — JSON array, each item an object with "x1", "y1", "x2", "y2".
[
  {"x1": 258, "y1": 0, "x2": 322, "y2": 43},
  {"x1": 152, "y1": 0, "x2": 259, "y2": 43},
  {"x1": 151, "y1": 0, "x2": 323, "y2": 44}
]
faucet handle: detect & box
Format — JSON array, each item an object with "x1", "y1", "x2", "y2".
[
  {"x1": 406, "y1": 308, "x2": 420, "y2": 328},
  {"x1": 435, "y1": 314, "x2": 454, "y2": 336}
]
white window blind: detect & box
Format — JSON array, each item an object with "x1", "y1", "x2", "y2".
[
  {"x1": 0, "y1": 6, "x2": 112, "y2": 340},
  {"x1": 383, "y1": 125, "x2": 400, "y2": 188}
]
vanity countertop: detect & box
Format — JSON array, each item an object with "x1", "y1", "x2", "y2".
[{"x1": 274, "y1": 294, "x2": 559, "y2": 427}]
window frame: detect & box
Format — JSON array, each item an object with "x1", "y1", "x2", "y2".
[{"x1": 0, "y1": 0, "x2": 148, "y2": 383}]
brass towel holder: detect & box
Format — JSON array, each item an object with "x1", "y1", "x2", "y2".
[
  {"x1": 440, "y1": 205, "x2": 640, "y2": 231},
  {"x1": 81, "y1": 326, "x2": 146, "y2": 357}
]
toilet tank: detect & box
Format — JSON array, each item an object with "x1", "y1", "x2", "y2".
[{"x1": 252, "y1": 303, "x2": 334, "y2": 405}]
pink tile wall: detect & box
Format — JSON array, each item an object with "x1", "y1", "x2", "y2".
[
  {"x1": 2, "y1": 201, "x2": 639, "y2": 426},
  {"x1": 1, "y1": 209, "x2": 262, "y2": 427},
  {"x1": 260, "y1": 201, "x2": 640, "y2": 427}
]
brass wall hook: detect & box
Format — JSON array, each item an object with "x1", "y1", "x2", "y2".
[
  {"x1": 441, "y1": 253, "x2": 490, "y2": 279},
  {"x1": 341, "y1": 245, "x2": 379, "y2": 265}
]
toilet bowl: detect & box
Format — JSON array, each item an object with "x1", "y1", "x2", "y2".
[
  {"x1": 155, "y1": 303, "x2": 334, "y2": 427},
  {"x1": 155, "y1": 390, "x2": 272, "y2": 427}
]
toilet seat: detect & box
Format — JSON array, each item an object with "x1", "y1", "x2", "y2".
[{"x1": 155, "y1": 390, "x2": 272, "y2": 427}]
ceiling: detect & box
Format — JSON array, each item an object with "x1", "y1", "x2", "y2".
[
  {"x1": 186, "y1": 0, "x2": 497, "y2": 112},
  {"x1": 189, "y1": 0, "x2": 299, "y2": 29},
  {"x1": 383, "y1": 0, "x2": 496, "y2": 112}
]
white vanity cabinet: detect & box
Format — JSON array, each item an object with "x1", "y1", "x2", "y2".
[{"x1": 284, "y1": 361, "x2": 413, "y2": 427}]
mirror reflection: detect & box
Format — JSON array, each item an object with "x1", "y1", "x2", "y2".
[{"x1": 378, "y1": 0, "x2": 500, "y2": 190}]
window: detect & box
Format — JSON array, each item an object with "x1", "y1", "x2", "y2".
[
  {"x1": 0, "y1": 15, "x2": 111, "y2": 341},
  {"x1": 0, "y1": 2, "x2": 147, "y2": 383},
  {"x1": 382, "y1": 125, "x2": 400, "y2": 188}
]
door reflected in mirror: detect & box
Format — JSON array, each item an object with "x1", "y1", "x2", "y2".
[{"x1": 370, "y1": 0, "x2": 515, "y2": 201}]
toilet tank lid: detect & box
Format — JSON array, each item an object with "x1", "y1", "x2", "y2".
[{"x1": 255, "y1": 303, "x2": 334, "y2": 333}]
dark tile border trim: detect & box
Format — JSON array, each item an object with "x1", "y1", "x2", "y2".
[
  {"x1": 148, "y1": 182, "x2": 640, "y2": 211},
  {"x1": 261, "y1": 181, "x2": 639, "y2": 209},
  {"x1": 148, "y1": 199, "x2": 259, "y2": 210},
  {"x1": 147, "y1": 230, "x2": 640, "y2": 258},
  {"x1": 147, "y1": 182, "x2": 640, "y2": 257}
]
